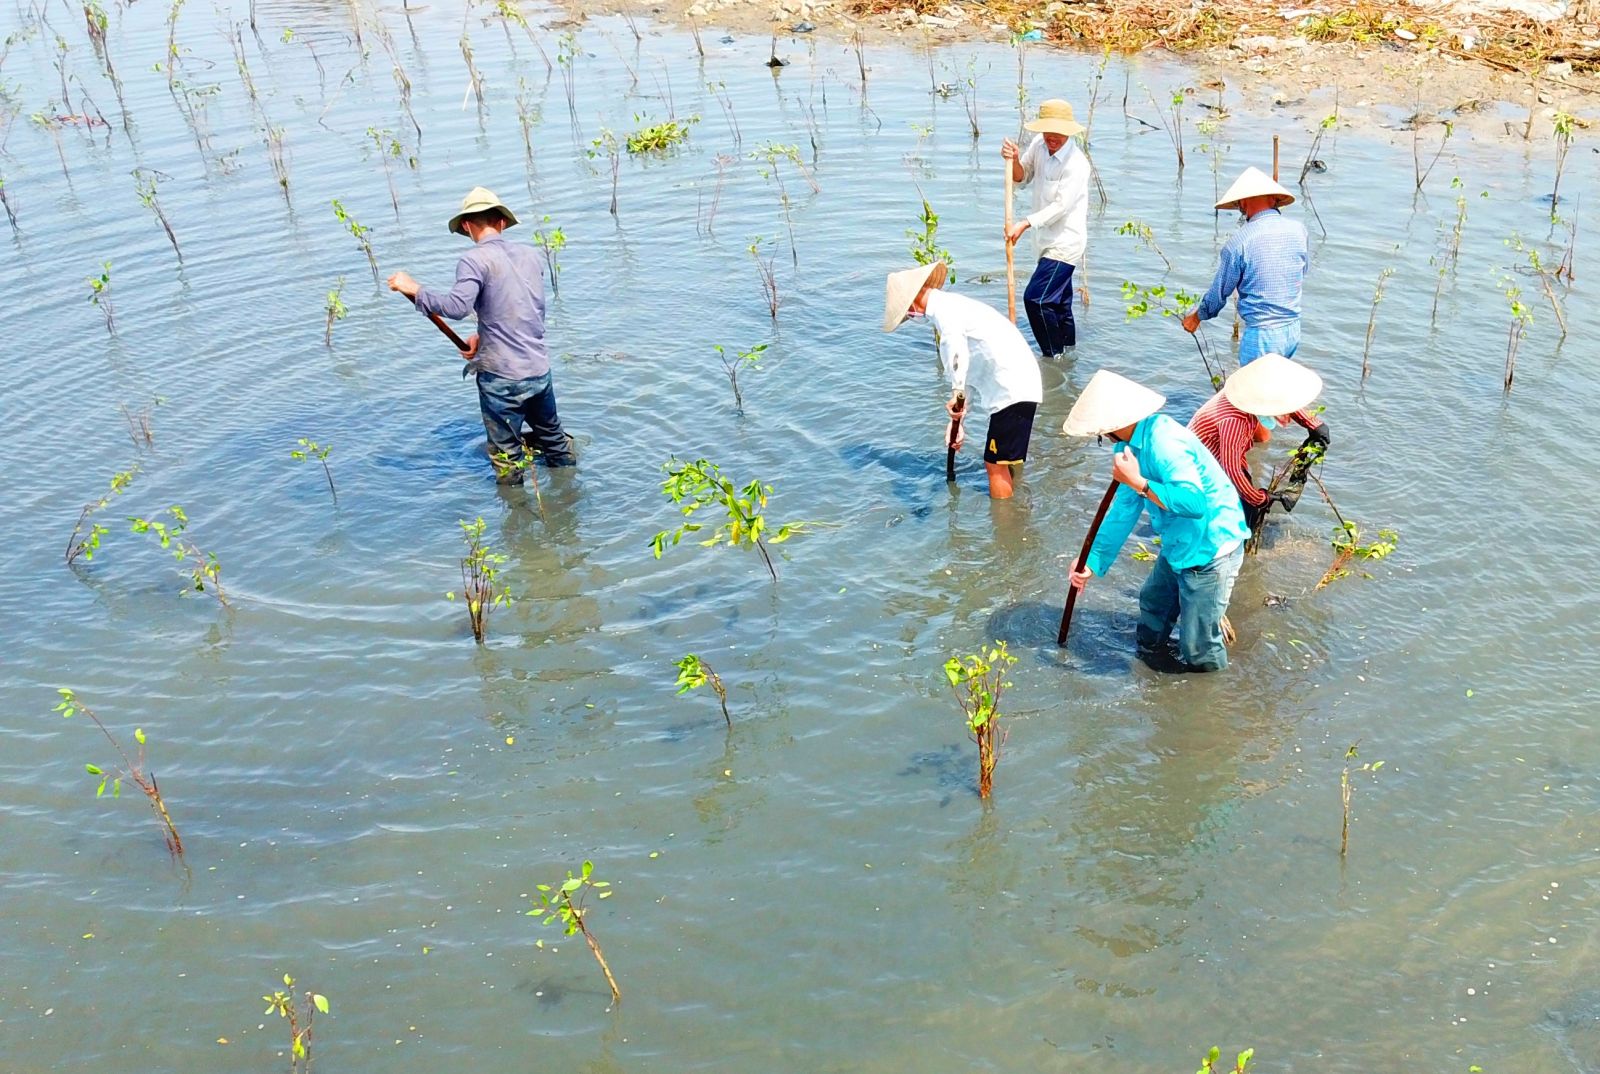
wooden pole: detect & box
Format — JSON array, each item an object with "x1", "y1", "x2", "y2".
[
  {"x1": 1272, "y1": 135, "x2": 1280, "y2": 181},
  {"x1": 403, "y1": 293, "x2": 472, "y2": 351},
  {"x1": 1057, "y1": 481, "x2": 1120, "y2": 646},
  {"x1": 1004, "y1": 161, "x2": 1016, "y2": 322},
  {"x1": 946, "y1": 391, "x2": 965, "y2": 483}
]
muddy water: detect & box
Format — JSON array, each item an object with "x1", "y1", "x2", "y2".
[{"x1": 2, "y1": 2, "x2": 1598, "y2": 1071}]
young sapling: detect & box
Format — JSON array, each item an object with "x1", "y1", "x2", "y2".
[
  {"x1": 129, "y1": 506, "x2": 227, "y2": 604},
  {"x1": 55, "y1": 688, "x2": 184, "y2": 857},
  {"x1": 588, "y1": 127, "x2": 621, "y2": 216},
  {"x1": 1198, "y1": 1045, "x2": 1256, "y2": 1074},
  {"x1": 1361, "y1": 266, "x2": 1394, "y2": 383},
  {"x1": 625, "y1": 115, "x2": 697, "y2": 153},
  {"x1": 66, "y1": 465, "x2": 139, "y2": 565},
  {"x1": 1340, "y1": 743, "x2": 1384, "y2": 858},
  {"x1": 748, "y1": 237, "x2": 780, "y2": 320},
  {"x1": 323, "y1": 276, "x2": 346, "y2": 345},
  {"x1": 262, "y1": 973, "x2": 330, "y2": 1074},
  {"x1": 533, "y1": 216, "x2": 567, "y2": 294},
  {"x1": 1551, "y1": 110, "x2": 1575, "y2": 211},
  {"x1": 366, "y1": 126, "x2": 404, "y2": 219},
  {"x1": 907, "y1": 198, "x2": 955, "y2": 281},
  {"x1": 447, "y1": 517, "x2": 512, "y2": 644},
  {"x1": 1411, "y1": 113, "x2": 1453, "y2": 192},
  {"x1": 650, "y1": 458, "x2": 805, "y2": 581},
  {"x1": 1500, "y1": 272, "x2": 1534, "y2": 392},
  {"x1": 674, "y1": 654, "x2": 730, "y2": 728},
  {"x1": 330, "y1": 200, "x2": 378, "y2": 285},
  {"x1": 713, "y1": 341, "x2": 768, "y2": 415},
  {"x1": 944, "y1": 641, "x2": 1017, "y2": 800},
  {"x1": 290, "y1": 439, "x2": 336, "y2": 506},
  {"x1": 133, "y1": 169, "x2": 181, "y2": 262},
  {"x1": 527, "y1": 860, "x2": 620, "y2": 1005},
  {"x1": 86, "y1": 260, "x2": 114, "y2": 334},
  {"x1": 1116, "y1": 219, "x2": 1173, "y2": 270}
]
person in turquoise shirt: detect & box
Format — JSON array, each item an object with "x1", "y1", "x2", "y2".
[{"x1": 1064, "y1": 370, "x2": 1252, "y2": 672}]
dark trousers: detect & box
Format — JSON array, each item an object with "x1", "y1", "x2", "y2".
[
  {"x1": 1022, "y1": 256, "x2": 1076, "y2": 356},
  {"x1": 476, "y1": 370, "x2": 576, "y2": 478}
]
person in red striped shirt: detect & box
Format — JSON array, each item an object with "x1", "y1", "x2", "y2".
[{"x1": 1187, "y1": 353, "x2": 1331, "y2": 534}]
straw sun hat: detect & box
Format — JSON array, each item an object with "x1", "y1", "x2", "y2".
[
  {"x1": 1023, "y1": 99, "x2": 1085, "y2": 138},
  {"x1": 882, "y1": 262, "x2": 947, "y2": 332},
  {"x1": 1062, "y1": 370, "x2": 1166, "y2": 437},
  {"x1": 447, "y1": 186, "x2": 519, "y2": 234},
  {"x1": 1221, "y1": 353, "x2": 1323, "y2": 417},
  {"x1": 1214, "y1": 166, "x2": 1295, "y2": 211}
]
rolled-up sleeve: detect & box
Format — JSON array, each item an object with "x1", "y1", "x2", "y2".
[{"x1": 415, "y1": 254, "x2": 483, "y2": 321}]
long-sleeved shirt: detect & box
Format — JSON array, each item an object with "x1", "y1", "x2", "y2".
[
  {"x1": 1085, "y1": 414, "x2": 1251, "y2": 577},
  {"x1": 924, "y1": 290, "x2": 1043, "y2": 416},
  {"x1": 1187, "y1": 393, "x2": 1321, "y2": 507},
  {"x1": 414, "y1": 234, "x2": 550, "y2": 380},
  {"x1": 1017, "y1": 135, "x2": 1091, "y2": 266},
  {"x1": 1196, "y1": 208, "x2": 1308, "y2": 330}
]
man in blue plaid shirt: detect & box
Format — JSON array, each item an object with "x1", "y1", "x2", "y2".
[{"x1": 1183, "y1": 167, "x2": 1308, "y2": 366}]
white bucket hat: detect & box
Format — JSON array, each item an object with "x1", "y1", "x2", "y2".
[
  {"x1": 1222, "y1": 353, "x2": 1323, "y2": 417},
  {"x1": 882, "y1": 262, "x2": 946, "y2": 332},
  {"x1": 1063, "y1": 370, "x2": 1166, "y2": 437},
  {"x1": 448, "y1": 186, "x2": 519, "y2": 234},
  {"x1": 1214, "y1": 166, "x2": 1295, "y2": 211},
  {"x1": 1023, "y1": 98, "x2": 1085, "y2": 138}
]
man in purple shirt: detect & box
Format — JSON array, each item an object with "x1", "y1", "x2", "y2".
[{"x1": 389, "y1": 187, "x2": 576, "y2": 482}]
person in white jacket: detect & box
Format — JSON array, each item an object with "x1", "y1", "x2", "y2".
[
  {"x1": 883, "y1": 262, "x2": 1044, "y2": 499},
  {"x1": 1001, "y1": 99, "x2": 1092, "y2": 358}
]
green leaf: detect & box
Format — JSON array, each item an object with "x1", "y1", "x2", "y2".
[
  {"x1": 312, "y1": 993, "x2": 330, "y2": 1014},
  {"x1": 96, "y1": 778, "x2": 108, "y2": 797},
  {"x1": 134, "y1": 728, "x2": 146, "y2": 745},
  {"x1": 85, "y1": 763, "x2": 103, "y2": 775}
]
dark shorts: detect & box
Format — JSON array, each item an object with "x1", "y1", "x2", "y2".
[{"x1": 983, "y1": 401, "x2": 1038, "y2": 465}]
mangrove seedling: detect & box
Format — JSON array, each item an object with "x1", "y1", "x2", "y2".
[
  {"x1": 533, "y1": 216, "x2": 567, "y2": 294},
  {"x1": 944, "y1": 641, "x2": 1017, "y2": 800},
  {"x1": 556, "y1": 31, "x2": 579, "y2": 116},
  {"x1": 1300, "y1": 111, "x2": 1338, "y2": 184},
  {"x1": 86, "y1": 260, "x2": 114, "y2": 335},
  {"x1": 527, "y1": 860, "x2": 620, "y2": 1005},
  {"x1": 588, "y1": 128, "x2": 621, "y2": 217},
  {"x1": 749, "y1": 141, "x2": 817, "y2": 266},
  {"x1": 1340, "y1": 743, "x2": 1383, "y2": 858},
  {"x1": 907, "y1": 198, "x2": 955, "y2": 282},
  {"x1": 262, "y1": 973, "x2": 329, "y2": 1074},
  {"x1": 130, "y1": 506, "x2": 226, "y2": 604},
  {"x1": 330, "y1": 200, "x2": 378, "y2": 285},
  {"x1": 1500, "y1": 273, "x2": 1534, "y2": 392},
  {"x1": 1508, "y1": 233, "x2": 1568, "y2": 338},
  {"x1": 515, "y1": 77, "x2": 539, "y2": 168},
  {"x1": 1551, "y1": 110, "x2": 1576, "y2": 211},
  {"x1": 1121, "y1": 281, "x2": 1198, "y2": 321},
  {"x1": 55, "y1": 688, "x2": 184, "y2": 857},
  {"x1": 446, "y1": 517, "x2": 511, "y2": 644},
  {"x1": 713, "y1": 341, "x2": 768, "y2": 415},
  {"x1": 1198, "y1": 1045, "x2": 1256, "y2": 1074},
  {"x1": 708, "y1": 79, "x2": 742, "y2": 146},
  {"x1": 460, "y1": 29, "x2": 485, "y2": 120},
  {"x1": 1115, "y1": 219, "x2": 1173, "y2": 271},
  {"x1": 1360, "y1": 266, "x2": 1394, "y2": 383},
  {"x1": 674, "y1": 653, "x2": 730, "y2": 728},
  {"x1": 66, "y1": 464, "x2": 139, "y2": 565},
  {"x1": 626, "y1": 115, "x2": 697, "y2": 153},
  {"x1": 650, "y1": 458, "x2": 804, "y2": 582},
  {"x1": 1411, "y1": 114, "x2": 1453, "y2": 192},
  {"x1": 1147, "y1": 86, "x2": 1186, "y2": 172},
  {"x1": 265, "y1": 125, "x2": 290, "y2": 198},
  {"x1": 323, "y1": 276, "x2": 346, "y2": 346},
  {"x1": 366, "y1": 126, "x2": 405, "y2": 219},
  {"x1": 121, "y1": 397, "x2": 161, "y2": 450},
  {"x1": 1317, "y1": 519, "x2": 1399, "y2": 589},
  {"x1": 290, "y1": 439, "x2": 336, "y2": 506},
  {"x1": 1431, "y1": 178, "x2": 1469, "y2": 325},
  {"x1": 133, "y1": 168, "x2": 182, "y2": 262},
  {"x1": 0, "y1": 174, "x2": 17, "y2": 233},
  {"x1": 748, "y1": 237, "x2": 780, "y2": 320}
]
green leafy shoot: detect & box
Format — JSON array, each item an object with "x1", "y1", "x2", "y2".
[
  {"x1": 943, "y1": 641, "x2": 1017, "y2": 799},
  {"x1": 1115, "y1": 219, "x2": 1172, "y2": 270},
  {"x1": 330, "y1": 198, "x2": 378, "y2": 284},
  {"x1": 674, "y1": 653, "x2": 730, "y2": 728},
  {"x1": 625, "y1": 114, "x2": 697, "y2": 153},
  {"x1": 85, "y1": 260, "x2": 114, "y2": 333},
  {"x1": 713, "y1": 341, "x2": 768, "y2": 415},
  {"x1": 446, "y1": 517, "x2": 512, "y2": 643},
  {"x1": 1121, "y1": 280, "x2": 1199, "y2": 321},
  {"x1": 907, "y1": 198, "x2": 955, "y2": 282},
  {"x1": 526, "y1": 860, "x2": 621, "y2": 1004},
  {"x1": 128, "y1": 505, "x2": 227, "y2": 605},
  {"x1": 323, "y1": 276, "x2": 346, "y2": 346},
  {"x1": 289, "y1": 438, "x2": 336, "y2": 506},
  {"x1": 66, "y1": 465, "x2": 139, "y2": 566},
  {"x1": 649, "y1": 458, "x2": 806, "y2": 581},
  {"x1": 55, "y1": 688, "x2": 183, "y2": 857},
  {"x1": 262, "y1": 973, "x2": 329, "y2": 1072}
]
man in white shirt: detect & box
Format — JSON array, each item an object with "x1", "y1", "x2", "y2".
[
  {"x1": 1001, "y1": 99, "x2": 1092, "y2": 358},
  {"x1": 883, "y1": 262, "x2": 1044, "y2": 499}
]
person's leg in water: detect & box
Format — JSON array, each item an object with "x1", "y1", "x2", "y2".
[
  {"x1": 1175, "y1": 543, "x2": 1244, "y2": 671},
  {"x1": 1022, "y1": 257, "x2": 1076, "y2": 356},
  {"x1": 1136, "y1": 554, "x2": 1183, "y2": 665},
  {"x1": 477, "y1": 371, "x2": 531, "y2": 482},
  {"x1": 981, "y1": 401, "x2": 1037, "y2": 499},
  {"x1": 517, "y1": 371, "x2": 577, "y2": 467}
]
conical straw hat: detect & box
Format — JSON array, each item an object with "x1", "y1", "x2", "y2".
[
  {"x1": 1214, "y1": 166, "x2": 1295, "y2": 211},
  {"x1": 1062, "y1": 370, "x2": 1166, "y2": 437},
  {"x1": 1023, "y1": 98, "x2": 1085, "y2": 137},
  {"x1": 1221, "y1": 353, "x2": 1323, "y2": 417},
  {"x1": 882, "y1": 262, "x2": 946, "y2": 332},
  {"x1": 448, "y1": 186, "x2": 519, "y2": 234}
]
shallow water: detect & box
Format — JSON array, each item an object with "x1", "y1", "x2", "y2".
[{"x1": 2, "y1": 3, "x2": 1599, "y2": 1071}]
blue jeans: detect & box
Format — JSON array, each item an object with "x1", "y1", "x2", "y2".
[
  {"x1": 1238, "y1": 321, "x2": 1300, "y2": 365},
  {"x1": 476, "y1": 370, "x2": 575, "y2": 477},
  {"x1": 1136, "y1": 543, "x2": 1244, "y2": 672},
  {"x1": 1023, "y1": 257, "x2": 1076, "y2": 356}
]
